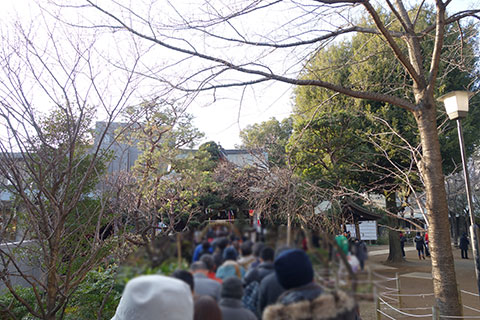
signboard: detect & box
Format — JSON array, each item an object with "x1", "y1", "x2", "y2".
[{"x1": 346, "y1": 220, "x2": 378, "y2": 240}]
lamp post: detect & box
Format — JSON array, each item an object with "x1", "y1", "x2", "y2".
[{"x1": 438, "y1": 90, "x2": 480, "y2": 298}]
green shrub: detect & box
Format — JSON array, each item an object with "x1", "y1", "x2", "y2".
[
  {"x1": 0, "y1": 259, "x2": 189, "y2": 320},
  {"x1": 0, "y1": 286, "x2": 38, "y2": 320},
  {"x1": 64, "y1": 266, "x2": 121, "y2": 320}
]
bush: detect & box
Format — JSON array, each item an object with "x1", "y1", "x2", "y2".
[
  {"x1": 0, "y1": 259, "x2": 190, "y2": 320},
  {"x1": 64, "y1": 266, "x2": 122, "y2": 320},
  {"x1": 0, "y1": 286, "x2": 38, "y2": 320}
]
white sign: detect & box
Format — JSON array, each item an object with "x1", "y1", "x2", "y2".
[{"x1": 346, "y1": 221, "x2": 378, "y2": 240}]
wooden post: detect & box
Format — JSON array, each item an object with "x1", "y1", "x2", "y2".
[
  {"x1": 355, "y1": 221, "x2": 361, "y2": 240},
  {"x1": 367, "y1": 266, "x2": 373, "y2": 295},
  {"x1": 334, "y1": 264, "x2": 339, "y2": 291},
  {"x1": 395, "y1": 272, "x2": 402, "y2": 308},
  {"x1": 176, "y1": 232, "x2": 182, "y2": 267},
  {"x1": 458, "y1": 286, "x2": 463, "y2": 315},
  {"x1": 374, "y1": 286, "x2": 381, "y2": 320},
  {"x1": 287, "y1": 212, "x2": 292, "y2": 246},
  {"x1": 368, "y1": 266, "x2": 372, "y2": 281},
  {"x1": 432, "y1": 305, "x2": 439, "y2": 320}
]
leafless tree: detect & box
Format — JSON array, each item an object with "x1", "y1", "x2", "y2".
[
  {"x1": 446, "y1": 152, "x2": 480, "y2": 245},
  {"x1": 50, "y1": 0, "x2": 480, "y2": 315},
  {"x1": 0, "y1": 16, "x2": 141, "y2": 320},
  {"x1": 104, "y1": 100, "x2": 205, "y2": 267}
]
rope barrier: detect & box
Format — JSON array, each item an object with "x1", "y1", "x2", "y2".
[
  {"x1": 378, "y1": 287, "x2": 400, "y2": 293},
  {"x1": 373, "y1": 281, "x2": 398, "y2": 291},
  {"x1": 383, "y1": 286, "x2": 400, "y2": 292},
  {"x1": 379, "y1": 295, "x2": 400, "y2": 303},
  {"x1": 371, "y1": 271, "x2": 480, "y2": 320},
  {"x1": 377, "y1": 309, "x2": 397, "y2": 320},
  {"x1": 378, "y1": 296, "x2": 433, "y2": 318},
  {"x1": 352, "y1": 279, "x2": 374, "y2": 284},
  {"x1": 383, "y1": 291, "x2": 435, "y2": 297},
  {"x1": 439, "y1": 315, "x2": 480, "y2": 319},
  {"x1": 372, "y1": 271, "x2": 398, "y2": 281},
  {"x1": 461, "y1": 290, "x2": 480, "y2": 297},
  {"x1": 465, "y1": 305, "x2": 480, "y2": 313}
]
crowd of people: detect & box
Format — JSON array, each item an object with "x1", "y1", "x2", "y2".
[
  {"x1": 110, "y1": 231, "x2": 360, "y2": 320},
  {"x1": 335, "y1": 231, "x2": 369, "y2": 272},
  {"x1": 404, "y1": 229, "x2": 472, "y2": 260}
]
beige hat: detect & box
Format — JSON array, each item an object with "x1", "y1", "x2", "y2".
[{"x1": 111, "y1": 275, "x2": 193, "y2": 320}]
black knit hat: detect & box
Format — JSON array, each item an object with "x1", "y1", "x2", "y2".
[
  {"x1": 223, "y1": 247, "x2": 238, "y2": 261},
  {"x1": 274, "y1": 249, "x2": 314, "y2": 290},
  {"x1": 221, "y1": 276, "x2": 243, "y2": 299}
]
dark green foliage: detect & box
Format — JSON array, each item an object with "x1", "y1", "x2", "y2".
[
  {"x1": 64, "y1": 267, "x2": 121, "y2": 320},
  {"x1": 0, "y1": 259, "x2": 188, "y2": 320},
  {"x1": 240, "y1": 117, "x2": 293, "y2": 167},
  {"x1": 290, "y1": 5, "x2": 480, "y2": 194},
  {"x1": 0, "y1": 287, "x2": 38, "y2": 320}
]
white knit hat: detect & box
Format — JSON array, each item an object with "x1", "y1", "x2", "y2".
[{"x1": 111, "y1": 275, "x2": 193, "y2": 320}]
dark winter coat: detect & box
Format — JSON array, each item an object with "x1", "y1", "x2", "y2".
[
  {"x1": 414, "y1": 235, "x2": 425, "y2": 250},
  {"x1": 263, "y1": 289, "x2": 357, "y2": 320},
  {"x1": 243, "y1": 262, "x2": 275, "y2": 286},
  {"x1": 276, "y1": 282, "x2": 323, "y2": 306},
  {"x1": 218, "y1": 297, "x2": 257, "y2": 320},
  {"x1": 257, "y1": 272, "x2": 285, "y2": 315},
  {"x1": 460, "y1": 234, "x2": 470, "y2": 250},
  {"x1": 354, "y1": 241, "x2": 368, "y2": 262},
  {"x1": 193, "y1": 273, "x2": 221, "y2": 300},
  {"x1": 213, "y1": 249, "x2": 224, "y2": 269}
]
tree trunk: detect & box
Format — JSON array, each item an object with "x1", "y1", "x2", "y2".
[
  {"x1": 385, "y1": 192, "x2": 403, "y2": 263},
  {"x1": 354, "y1": 222, "x2": 361, "y2": 241},
  {"x1": 46, "y1": 245, "x2": 59, "y2": 320},
  {"x1": 177, "y1": 232, "x2": 182, "y2": 267},
  {"x1": 387, "y1": 229, "x2": 403, "y2": 263},
  {"x1": 414, "y1": 99, "x2": 462, "y2": 316}
]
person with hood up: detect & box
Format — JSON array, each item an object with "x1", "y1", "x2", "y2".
[
  {"x1": 414, "y1": 232, "x2": 425, "y2": 260},
  {"x1": 354, "y1": 238, "x2": 368, "y2": 271},
  {"x1": 263, "y1": 249, "x2": 358, "y2": 320},
  {"x1": 218, "y1": 276, "x2": 257, "y2": 320},
  {"x1": 460, "y1": 232, "x2": 470, "y2": 259},
  {"x1": 215, "y1": 246, "x2": 245, "y2": 280},
  {"x1": 111, "y1": 275, "x2": 193, "y2": 320}
]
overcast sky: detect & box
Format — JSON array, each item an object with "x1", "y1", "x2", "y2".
[{"x1": 1, "y1": 0, "x2": 479, "y2": 149}]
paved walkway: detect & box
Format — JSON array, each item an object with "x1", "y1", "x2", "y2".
[{"x1": 368, "y1": 246, "x2": 416, "y2": 256}]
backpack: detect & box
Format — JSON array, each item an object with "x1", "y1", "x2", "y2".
[{"x1": 242, "y1": 280, "x2": 260, "y2": 318}]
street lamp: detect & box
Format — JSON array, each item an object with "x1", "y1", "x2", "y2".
[{"x1": 438, "y1": 90, "x2": 480, "y2": 298}]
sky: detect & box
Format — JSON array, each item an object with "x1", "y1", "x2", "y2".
[{"x1": 1, "y1": 0, "x2": 479, "y2": 149}]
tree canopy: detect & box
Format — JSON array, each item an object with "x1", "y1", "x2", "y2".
[
  {"x1": 240, "y1": 117, "x2": 293, "y2": 168},
  {"x1": 289, "y1": 6, "x2": 480, "y2": 198}
]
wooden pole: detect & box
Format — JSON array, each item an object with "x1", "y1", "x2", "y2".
[
  {"x1": 432, "y1": 305, "x2": 439, "y2": 320},
  {"x1": 177, "y1": 232, "x2": 182, "y2": 267},
  {"x1": 374, "y1": 286, "x2": 381, "y2": 320},
  {"x1": 287, "y1": 212, "x2": 292, "y2": 246},
  {"x1": 396, "y1": 272, "x2": 402, "y2": 308}
]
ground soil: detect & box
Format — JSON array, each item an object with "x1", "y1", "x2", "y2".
[{"x1": 357, "y1": 243, "x2": 479, "y2": 320}]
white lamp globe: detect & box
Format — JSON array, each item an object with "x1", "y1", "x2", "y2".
[{"x1": 438, "y1": 90, "x2": 474, "y2": 120}]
